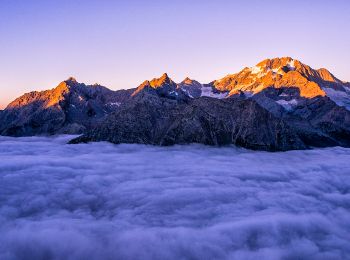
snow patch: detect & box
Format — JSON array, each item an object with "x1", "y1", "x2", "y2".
[
  {"x1": 108, "y1": 102, "x2": 121, "y2": 106},
  {"x1": 287, "y1": 59, "x2": 295, "y2": 70},
  {"x1": 271, "y1": 68, "x2": 284, "y2": 76},
  {"x1": 279, "y1": 93, "x2": 289, "y2": 97},
  {"x1": 276, "y1": 99, "x2": 298, "y2": 111},
  {"x1": 250, "y1": 66, "x2": 262, "y2": 74},
  {"x1": 250, "y1": 66, "x2": 271, "y2": 78},
  {"x1": 200, "y1": 86, "x2": 227, "y2": 99},
  {"x1": 323, "y1": 87, "x2": 350, "y2": 110},
  {"x1": 182, "y1": 88, "x2": 194, "y2": 98}
]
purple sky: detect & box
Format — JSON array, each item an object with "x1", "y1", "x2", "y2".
[{"x1": 1, "y1": 0, "x2": 350, "y2": 108}]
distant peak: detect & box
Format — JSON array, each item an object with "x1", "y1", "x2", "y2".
[
  {"x1": 181, "y1": 77, "x2": 201, "y2": 86},
  {"x1": 161, "y1": 72, "x2": 169, "y2": 78},
  {"x1": 62, "y1": 77, "x2": 80, "y2": 90},
  {"x1": 317, "y1": 68, "x2": 339, "y2": 82},
  {"x1": 256, "y1": 57, "x2": 296, "y2": 68},
  {"x1": 158, "y1": 73, "x2": 171, "y2": 82},
  {"x1": 182, "y1": 77, "x2": 193, "y2": 83},
  {"x1": 149, "y1": 73, "x2": 173, "y2": 88},
  {"x1": 65, "y1": 76, "x2": 77, "y2": 83}
]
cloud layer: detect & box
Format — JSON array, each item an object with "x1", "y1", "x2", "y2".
[{"x1": 0, "y1": 136, "x2": 350, "y2": 259}]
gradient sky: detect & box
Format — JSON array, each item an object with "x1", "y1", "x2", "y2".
[{"x1": 1, "y1": 0, "x2": 350, "y2": 108}]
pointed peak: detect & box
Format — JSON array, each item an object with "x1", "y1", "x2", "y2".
[
  {"x1": 317, "y1": 68, "x2": 339, "y2": 83},
  {"x1": 158, "y1": 73, "x2": 171, "y2": 83},
  {"x1": 62, "y1": 76, "x2": 81, "y2": 91},
  {"x1": 181, "y1": 77, "x2": 193, "y2": 84},
  {"x1": 318, "y1": 68, "x2": 333, "y2": 76},
  {"x1": 132, "y1": 73, "x2": 176, "y2": 97},
  {"x1": 54, "y1": 77, "x2": 80, "y2": 93},
  {"x1": 149, "y1": 73, "x2": 173, "y2": 88},
  {"x1": 160, "y1": 73, "x2": 169, "y2": 79},
  {"x1": 65, "y1": 76, "x2": 78, "y2": 83},
  {"x1": 180, "y1": 77, "x2": 202, "y2": 87}
]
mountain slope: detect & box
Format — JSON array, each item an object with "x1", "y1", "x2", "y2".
[
  {"x1": 1, "y1": 57, "x2": 350, "y2": 151},
  {"x1": 212, "y1": 57, "x2": 350, "y2": 108},
  {"x1": 0, "y1": 78, "x2": 134, "y2": 136},
  {"x1": 70, "y1": 91, "x2": 305, "y2": 151},
  {"x1": 131, "y1": 73, "x2": 188, "y2": 100},
  {"x1": 177, "y1": 77, "x2": 228, "y2": 98}
]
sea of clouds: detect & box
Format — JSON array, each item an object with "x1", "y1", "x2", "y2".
[{"x1": 0, "y1": 135, "x2": 350, "y2": 260}]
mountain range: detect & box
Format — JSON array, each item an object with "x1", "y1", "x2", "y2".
[{"x1": 1, "y1": 57, "x2": 350, "y2": 151}]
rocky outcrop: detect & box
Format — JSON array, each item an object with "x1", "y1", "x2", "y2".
[
  {"x1": 285, "y1": 96, "x2": 350, "y2": 147},
  {"x1": 69, "y1": 92, "x2": 306, "y2": 151},
  {"x1": 177, "y1": 77, "x2": 203, "y2": 98},
  {"x1": 251, "y1": 86, "x2": 350, "y2": 147},
  {"x1": 70, "y1": 84, "x2": 350, "y2": 150},
  {"x1": 131, "y1": 73, "x2": 189, "y2": 100}
]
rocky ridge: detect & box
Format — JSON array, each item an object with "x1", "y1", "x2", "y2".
[
  {"x1": 0, "y1": 77, "x2": 134, "y2": 136},
  {"x1": 1, "y1": 57, "x2": 350, "y2": 151}
]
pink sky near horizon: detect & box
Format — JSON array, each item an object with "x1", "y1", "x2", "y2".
[{"x1": 1, "y1": 0, "x2": 349, "y2": 109}]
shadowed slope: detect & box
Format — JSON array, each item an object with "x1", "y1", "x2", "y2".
[
  {"x1": 70, "y1": 92, "x2": 305, "y2": 151},
  {"x1": 0, "y1": 78, "x2": 134, "y2": 136}
]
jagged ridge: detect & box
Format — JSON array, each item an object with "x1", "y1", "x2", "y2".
[
  {"x1": 1, "y1": 57, "x2": 350, "y2": 150},
  {"x1": 0, "y1": 78, "x2": 134, "y2": 136}
]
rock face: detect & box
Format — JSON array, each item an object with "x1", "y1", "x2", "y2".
[
  {"x1": 70, "y1": 92, "x2": 305, "y2": 151},
  {"x1": 2, "y1": 57, "x2": 350, "y2": 151},
  {"x1": 285, "y1": 95, "x2": 350, "y2": 147},
  {"x1": 177, "y1": 77, "x2": 203, "y2": 98},
  {"x1": 131, "y1": 73, "x2": 189, "y2": 100},
  {"x1": 0, "y1": 78, "x2": 134, "y2": 136}
]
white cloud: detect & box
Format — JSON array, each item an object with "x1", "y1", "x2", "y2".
[{"x1": 0, "y1": 136, "x2": 350, "y2": 259}]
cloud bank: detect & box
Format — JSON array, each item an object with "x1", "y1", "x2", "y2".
[{"x1": 0, "y1": 136, "x2": 350, "y2": 260}]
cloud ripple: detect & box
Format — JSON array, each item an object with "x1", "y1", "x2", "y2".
[{"x1": 0, "y1": 136, "x2": 350, "y2": 260}]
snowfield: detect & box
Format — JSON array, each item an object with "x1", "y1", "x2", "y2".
[{"x1": 0, "y1": 136, "x2": 350, "y2": 260}]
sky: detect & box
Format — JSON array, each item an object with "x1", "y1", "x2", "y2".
[{"x1": 1, "y1": 0, "x2": 350, "y2": 108}]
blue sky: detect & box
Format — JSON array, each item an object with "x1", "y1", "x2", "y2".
[{"x1": 1, "y1": 0, "x2": 350, "y2": 108}]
